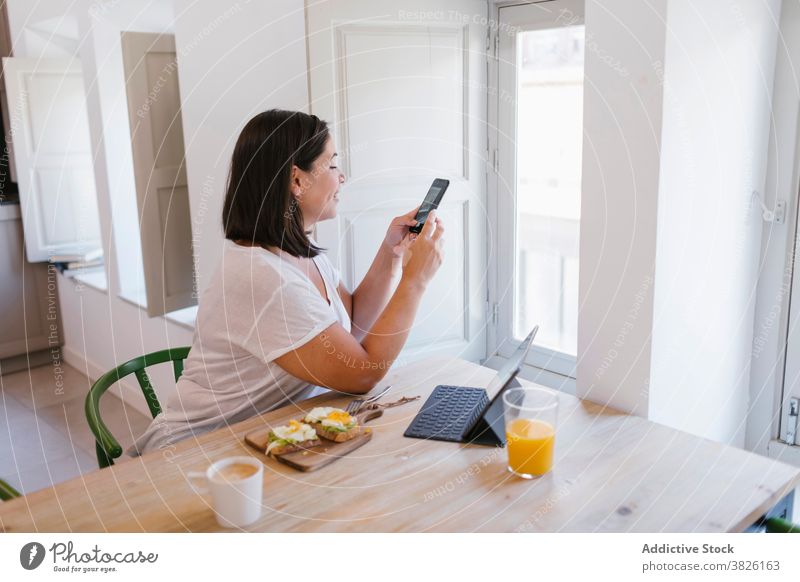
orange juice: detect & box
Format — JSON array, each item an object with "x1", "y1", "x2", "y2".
[{"x1": 506, "y1": 418, "x2": 555, "y2": 477}]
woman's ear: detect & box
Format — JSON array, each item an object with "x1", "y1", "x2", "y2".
[{"x1": 290, "y1": 165, "x2": 303, "y2": 198}]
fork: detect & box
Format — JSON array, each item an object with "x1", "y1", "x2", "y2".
[{"x1": 345, "y1": 384, "x2": 393, "y2": 414}]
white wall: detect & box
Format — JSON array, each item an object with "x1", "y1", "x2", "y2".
[
  {"x1": 650, "y1": 0, "x2": 780, "y2": 446},
  {"x1": 3, "y1": 0, "x2": 191, "y2": 413},
  {"x1": 577, "y1": 0, "x2": 667, "y2": 416},
  {"x1": 84, "y1": 2, "x2": 176, "y2": 304},
  {"x1": 5, "y1": 0, "x2": 309, "y2": 415},
  {"x1": 172, "y1": 0, "x2": 309, "y2": 295},
  {"x1": 578, "y1": 0, "x2": 782, "y2": 448},
  {"x1": 5, "y1": 0, "x2": 78, "y2": 59},
  {"x1": 9, "y1": 0, "x2": 787, "y2": 444},
  {"x1": 73, "y1": 1, "x2": 194, "y2": 413}
]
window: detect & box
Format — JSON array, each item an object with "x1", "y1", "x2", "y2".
[
  {"x1": 491, "y1": 0, "x2": 585, "y2": 381},
  {"x1": 514, "y1": 26, "x2": 584, "y2": 355}
]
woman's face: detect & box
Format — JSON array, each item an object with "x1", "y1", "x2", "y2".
[{"x1": 291, "y1": 135, "x2": 345, "y2": 227}]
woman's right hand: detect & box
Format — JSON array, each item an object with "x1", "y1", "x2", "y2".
[
  {"x1": 401, "y1": 210, "x2": 445, "y2": 289},
  {"x1": 277, "y1": 214, "x2": 444, "y2": 395}
]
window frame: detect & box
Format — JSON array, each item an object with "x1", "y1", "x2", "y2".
[{"x1": 486, "y1": 0, "x2": 585, "y2": 382}]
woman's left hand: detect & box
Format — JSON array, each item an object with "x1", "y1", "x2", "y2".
[{"x1": 382, "y1": 206, "x2": 420, "y2": 258}]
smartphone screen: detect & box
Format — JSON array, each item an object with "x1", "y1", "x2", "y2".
[{"x1": 410, "y1": 179, "x2": 449, "y2": 234}]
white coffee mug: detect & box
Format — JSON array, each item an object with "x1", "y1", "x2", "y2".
[{"x1": 188, "y1": 456, "x2": 264, "y2": 528}]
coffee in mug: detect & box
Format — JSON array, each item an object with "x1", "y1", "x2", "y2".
[
  {"x1": 188, "y1": 456, "x2": 264, "y2": 528},
  {"x1": 213, "y1": 463, "x2": 259, "y2": 482}
]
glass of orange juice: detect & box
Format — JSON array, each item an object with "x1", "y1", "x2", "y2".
[{"x1": 503, "y1": 387, "x2": 558, "y2": 479}]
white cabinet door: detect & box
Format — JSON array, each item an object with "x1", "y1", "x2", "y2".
[
  {"x1": 0, "y1": 205, "x2": 58, "y2": 358},
  {"x1": 3, "y1": 58, "x2": 101, "y2": 262},
  {"x1": 306, "y1": 0, "x2": 489, "y2": 363}
]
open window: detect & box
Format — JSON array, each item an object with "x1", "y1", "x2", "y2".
[{"x1": 489, "y1": 0, "x2": 585, "y2": 386}]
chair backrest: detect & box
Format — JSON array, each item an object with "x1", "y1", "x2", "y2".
[
  {"x1": 85, "y1": 347, "x2": 190, "y2": 468},
  {"x1": 0, "y1": 478, "x2": 21, "y2": 501},
  {"x1": 764, "y1": 517, "x2": 800, "y2": 533}
]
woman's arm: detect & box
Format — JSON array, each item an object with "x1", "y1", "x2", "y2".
[{"x1": 275, "y1": 213, "x2": 444, "y2": 394}]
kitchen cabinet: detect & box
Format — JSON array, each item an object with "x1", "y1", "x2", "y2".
[{"x1": 0, "y1": 203, "x2": 61, "y2": 364}]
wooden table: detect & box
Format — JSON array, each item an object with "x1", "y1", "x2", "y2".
[{"x1": 1, "y1": 357, "x2": 798, "y2": 532}]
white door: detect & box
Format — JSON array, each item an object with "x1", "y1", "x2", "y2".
[
  {"x1": 3, "y1": 58, "x2": 102, "y2": 262},
  {"x1": 489, "y1": 0, "x2": 585, "y2": 384},
  {"x1": 306, "y1": 0, "x2": 489, "y2": 363}
]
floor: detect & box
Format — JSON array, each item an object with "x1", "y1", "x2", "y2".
[{"x1": 0, "y1": 361, "x2": 152, "y2": 495}]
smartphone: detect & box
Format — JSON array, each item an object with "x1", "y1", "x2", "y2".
[{"x1": 409, "y1": 178, "x2": 450, "y2": 234}]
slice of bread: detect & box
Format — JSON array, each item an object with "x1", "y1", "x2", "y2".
[
  {"x1": 266, "y1": 419, "x2": 321, "y2": 456},
  {"x1": 312, "y1": 424, "x2": 361, "y2": 443},
  {"x1": 266, "y1": 437, "x2": 321, "y2": 457}
]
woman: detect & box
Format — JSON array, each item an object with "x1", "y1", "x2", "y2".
[{"x1": 130, "y1": 109, "x2": 444, "y2": 455}]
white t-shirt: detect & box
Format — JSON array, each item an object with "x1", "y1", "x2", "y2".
[{"x1": 128, "y1": 240, "x2": 351, "y2": 456}]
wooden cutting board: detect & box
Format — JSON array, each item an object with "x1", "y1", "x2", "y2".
[{"x1": 244, "y1": 409, "x2": 383, "y2": 472}]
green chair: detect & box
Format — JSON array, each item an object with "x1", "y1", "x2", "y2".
[
  {"x1": 0, "y1": 478, "x2": 21, "y2": 501},
  {"x1": 85, "y1": 347, "x2": 190, "y2": 469},
  {"x1": 764, "y1": 516, "x2": 800, "y2": 533}
]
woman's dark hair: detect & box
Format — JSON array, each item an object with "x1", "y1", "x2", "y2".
[{"x1": 222, "y1": 109, "x2": 329, "y2": 257}]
